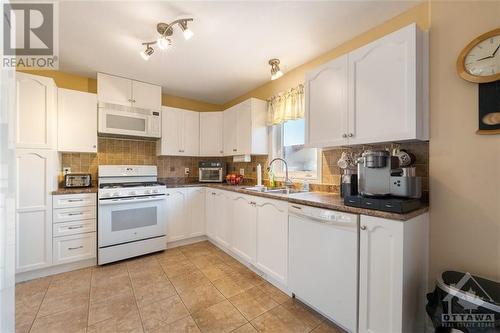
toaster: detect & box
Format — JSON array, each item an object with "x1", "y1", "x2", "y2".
[{"x1": 64, "y1": 173, "x2": 92, "y2": 188}]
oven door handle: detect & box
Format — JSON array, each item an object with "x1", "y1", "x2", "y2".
[{"x1": 99, "y1": 195, "x2": 165, "y2": 205}]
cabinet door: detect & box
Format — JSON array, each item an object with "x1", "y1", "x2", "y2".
[
  {"x1": 214, "y1": 190, "x2": 232, "y2": 249},
  {"x1": 348, "y1": 24, "x2": 417, "y2": 145},
  {"x1": 186, "y1": 187, "x2": 205, "y2": 238},
  {"x1": 15, "y1": 149, "x2": 57, "y2": 273},
  {"x1": 255, "y1": 198, "x2": 288, "y2": 286},
  {"x1": 223, "y1": 106, "x2": 238, "y2": 155},
  {"x1": 57, "y1": 88, "x2": 97, "y2": 153},
  {"x1": 16, "y1": 73, "x2": 56, "y2": 149},
  {"x1": 165, "y1": 189, "x2": 189, "y2": 242},
  {"x1": 199, "y1": 112, "x2": 223, "y2": 156},
  {"x1": 97, "y1": 73, "x2": 132, "y2": 106},
  {"x1": 359, "y1": 215, "x2": 404, "y2": 333},
  {"x1": 236, "y1": 102, "x2": 252, "y2": 155},
  {"x1": 159, "y1": 107, "x2": 183, "y2": 155},
  {"x1": 183, "y1": 110, "x2": 200, "y2": 156},
  {"x1": 231, "y1": 195, "x2": 257, "y2": 264},
  {"x1": 205, "y1": 190, "x2": 217, "y2": 239},
  {"x1": 305, "y1": 55, "x2": 348, "y2": 148},
  {"x1": 131, "y1": 80, "x2": 161, "y2": 110}
]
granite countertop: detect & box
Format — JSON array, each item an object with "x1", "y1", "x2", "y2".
[
  {"x1": 52, "y1": 186, "x2": 98, "y2": 195},
  {"x1": 161, "y1": 182, "x2": 428, "y2": 221}
]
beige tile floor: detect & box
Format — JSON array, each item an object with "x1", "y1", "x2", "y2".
[{"x1": 15, "y1": 241, "x2": 346, "y2": 333}]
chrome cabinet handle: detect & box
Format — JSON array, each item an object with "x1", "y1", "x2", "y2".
[
  {"x1": 291, "y1": 205, "x2": 302, "y2": 210},
  {"x1": 342, "y1": 134, "x2": 348, "y2": 138},
  {"x1": 68, "y1": 212, "x2": 83, "y2": 216},
  {"x1": 68, "y1": 246, "x2": 83, "y2": 250},
  {"x1": 67, "y1": 199, "x2": 84, "y2": 202},
  {"x1": 233, "y1": 148, "x2": 237, "y2": 152},
  {"x1": 348, "y1": 133, "x2": 354, "y2": 137},
  {"x1": 68, "y1": 226, "x2": 83, "y2": 230},
  {"x1": 360, "y1": 225, "x2": 367, "y2": 230}
]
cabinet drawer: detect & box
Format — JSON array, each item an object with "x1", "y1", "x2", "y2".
[
  {"x1": 53, "y1": 219, "x2": 96, "y2": 237},
  {"x1": 53, "y1": 233, "x2": 96, "y2": 265},
  {"x1": 53, "y1": 206, "x2": 96, "y2": 223},
  {"x1": 53, "y1": 193, "x2": 96, "y2": 209}
]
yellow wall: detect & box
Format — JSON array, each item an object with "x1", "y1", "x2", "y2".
[
  {"x1": 428, "y1": 1, "x2": 500, "y2": 281},
  {"x1": 18, "y1": 70, "x2": 221, "y2": 112},
  {"x1": 222, "y1": 2, "x2": 430, "y2": 109}
]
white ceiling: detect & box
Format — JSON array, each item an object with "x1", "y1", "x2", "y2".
[{"x1": 59, "y1": 1, "x2": 420, "y2": 104}]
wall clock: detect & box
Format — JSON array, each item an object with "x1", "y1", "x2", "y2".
[{"x1": 456, "y1": 28, "x2": 500, "y2": 83}]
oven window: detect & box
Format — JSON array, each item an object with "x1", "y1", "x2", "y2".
[
  {"x1": 201, "y1": 169, "x2": 221, "y2": 180},
  {"x1": 107, "y1": 114, "x2": 146, "y2": 132},
  {"x1": 111, "y1": 207, "x2": 157, "y2": 231}
]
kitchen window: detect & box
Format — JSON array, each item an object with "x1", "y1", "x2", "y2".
[{"x1": 270, "y1": 118, "x2": 321, "y2": 181}]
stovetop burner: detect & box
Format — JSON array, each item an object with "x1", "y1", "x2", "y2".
[{"x1": 99, "y1": 182, "x2": 164, "y2": 189}]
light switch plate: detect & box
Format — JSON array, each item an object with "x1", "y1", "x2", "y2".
[
  {"x1": 63, "y1": 167, "x2": 71, "y2": 175},
  {"x1": 239, "y1": 168, "x2": 245, "y2": 176}
]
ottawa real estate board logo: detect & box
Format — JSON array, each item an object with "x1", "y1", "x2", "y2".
[{"x1": 2, "y1": 2, "x2": 59, "y2": 69}]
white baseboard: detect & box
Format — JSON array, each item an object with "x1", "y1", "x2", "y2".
[
  {"x1": 16, "y1": 258, "x2": 96, "y2": 283},
  {"x1": 167, "y1": 235, "x2": 208, "y2": 249}
]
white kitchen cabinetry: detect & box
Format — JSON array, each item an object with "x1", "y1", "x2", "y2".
[
  {"x1": 97, "y1": 73, "x2": 161, "y2": 110},
  {"x1": 231, "y1": 194, "x2": 257, "y2": 264},
  {"x1": 52, "y1": 193, "x2": 96, "y2": 266},
  {"x1": 15, "y1": 72, "x2": 57, "y2": 149},
  {"x1": 57, "y1": 88, "x2": 97, "y2": 153},
  {"x1": 255, "y1": 197, "x2": 288, "y2": 287},
  {"x1": 165, "y1": 187, "x2": 205, "y2": 243},
  {"x1": 223, "y1": 98, "x2": 267, "y2": 156},
  {"x1": 205, "y1": 189, "x2": 233, "y2": 249},
  {"x1": 359, "y1": 213, "x2": 429, "y2": 333},
  {"x1": 15, "y1": 149, "x2": 58, "y2": 273},
  {"x1": 158, "y1": 107, "x2": 200, "y2": 156},
  {"x1": 199, "y1": 112, "x2": 224, "y2": 156},
  {"x1": 305, "y1": 23, "x2": 428, "y2": 148},
  {"x1": 305, "y1": 55, "x2": 349, "y2": 148},
  {"x1": 186, "y1": 187, "x2": 206, "y2": 237},
  {"x1": 165, "y1": 189, "x2": 189, "y2": 242}
]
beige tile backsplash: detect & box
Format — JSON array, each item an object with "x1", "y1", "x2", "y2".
[{"x1": 61, "y1": 137, "x2": 429, "y2": 193}]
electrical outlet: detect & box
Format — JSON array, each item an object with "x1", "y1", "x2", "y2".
[
  {"x1": 63, "y1": 167, "x2": 71, "y2": 175},
  {"x1": 239, "y1": 168, "x2": 245, "y2": 176},
  {"x1": 184, "y1": 168, "x2": 190, "y2": 175}
]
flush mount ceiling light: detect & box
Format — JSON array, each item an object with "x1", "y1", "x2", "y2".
[
  {"x1": 269, "y1": 58, "x2": 284, "y2": 80},
  {"x1": 140, "y1": 18, "x2": 194, "y2": 60}
]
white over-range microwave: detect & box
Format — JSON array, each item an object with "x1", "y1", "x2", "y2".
[{"x1": 98, "y1": 103, "x2": 161, "y2": 139}]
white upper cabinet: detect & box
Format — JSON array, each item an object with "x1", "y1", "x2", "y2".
[
  {"x1": 97, "y1": 73, "x2": 161, "y2": 110},
  {"x1": 57, "y1": 88, "x2": 97, "y2": 153},
  {"x1": 348, "y1": 23, "x2": 428, "y2": 144},
  {"x1": 157, "y1": 106, "x2": 199, "y2": 156},
  {"x1": 199, "y1": 112, "x2": 224, "y2": 156},
  {"x1": 305, "y1": 55, "x2": 349, "y2": 148},
  {"x1": 131, "y1": 80, "x2": 162, "y2": 110},
  {"x1": 16, "y1": 72, "x2": 57, "y2": 149},
  {"x1": 305, "y1": 23, "x2": 428, "y2": 148},
  {"x1": 223, "y1": 98, "x2": 267, "y2": 156}
]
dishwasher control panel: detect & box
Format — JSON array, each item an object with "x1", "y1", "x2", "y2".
[{"x1": 288, "y1": 203, "x2": 358, "y2": 224}]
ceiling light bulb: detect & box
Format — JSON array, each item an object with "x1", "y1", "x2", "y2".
[
  {"x1": 271, "y1": 70, "x2": 283, "y2": 80},
  {"x1": 183, "y1": 28, "x2": 194, "y2": 40},
  {"x1": 157, "y1": 37, "x2": 170, "y2": 50},
  {"x1": 140, "y1": 46, "x2": 154, "y2": 60}
]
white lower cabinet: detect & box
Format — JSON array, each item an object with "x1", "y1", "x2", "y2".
[
  {"x1": 205, "y1": 189, "x2": 233, "y2": 249},
  {"x1": 231, "y1": 194, "x2": 257, "y2": 263},
  {"x1": 52, "y1": 193, "x2": 97, "y2": 267},
  {"x1": 255, "y1": 197, "x2": 288, "y2": 287},
  {"x1": 358, "y1": 213, "x2": 429, "y2": 333},
  {"x1": 165, "y1": 187, "x2": 206, "y2": 243}
]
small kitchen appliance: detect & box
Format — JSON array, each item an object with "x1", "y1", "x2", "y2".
[
  {"x1": 97, "y1": 165, "x2": 166, "y2": 265},
  {"x1": 198, "y1": 161, "x2": 225, "y2": 182},
  {"x1": 64, "y1": 173, "x2": 92, "y2": 188}
]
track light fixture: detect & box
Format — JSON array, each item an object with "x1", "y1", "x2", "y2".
[
  {"x1": 269, "y1": 58, "x2": 284, "y2": 80},
  {"x1": 140, "y1": 18, "x2": 194, "y2": 60}
]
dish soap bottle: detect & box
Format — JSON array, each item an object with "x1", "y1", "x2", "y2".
[{"x1": 268, "y1": 169, "x2": 275, "y2": 188}]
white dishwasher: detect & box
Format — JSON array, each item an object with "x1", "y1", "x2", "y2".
[{"x1": 288, "y1": 203, "x2": 358, "y2": 332}]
